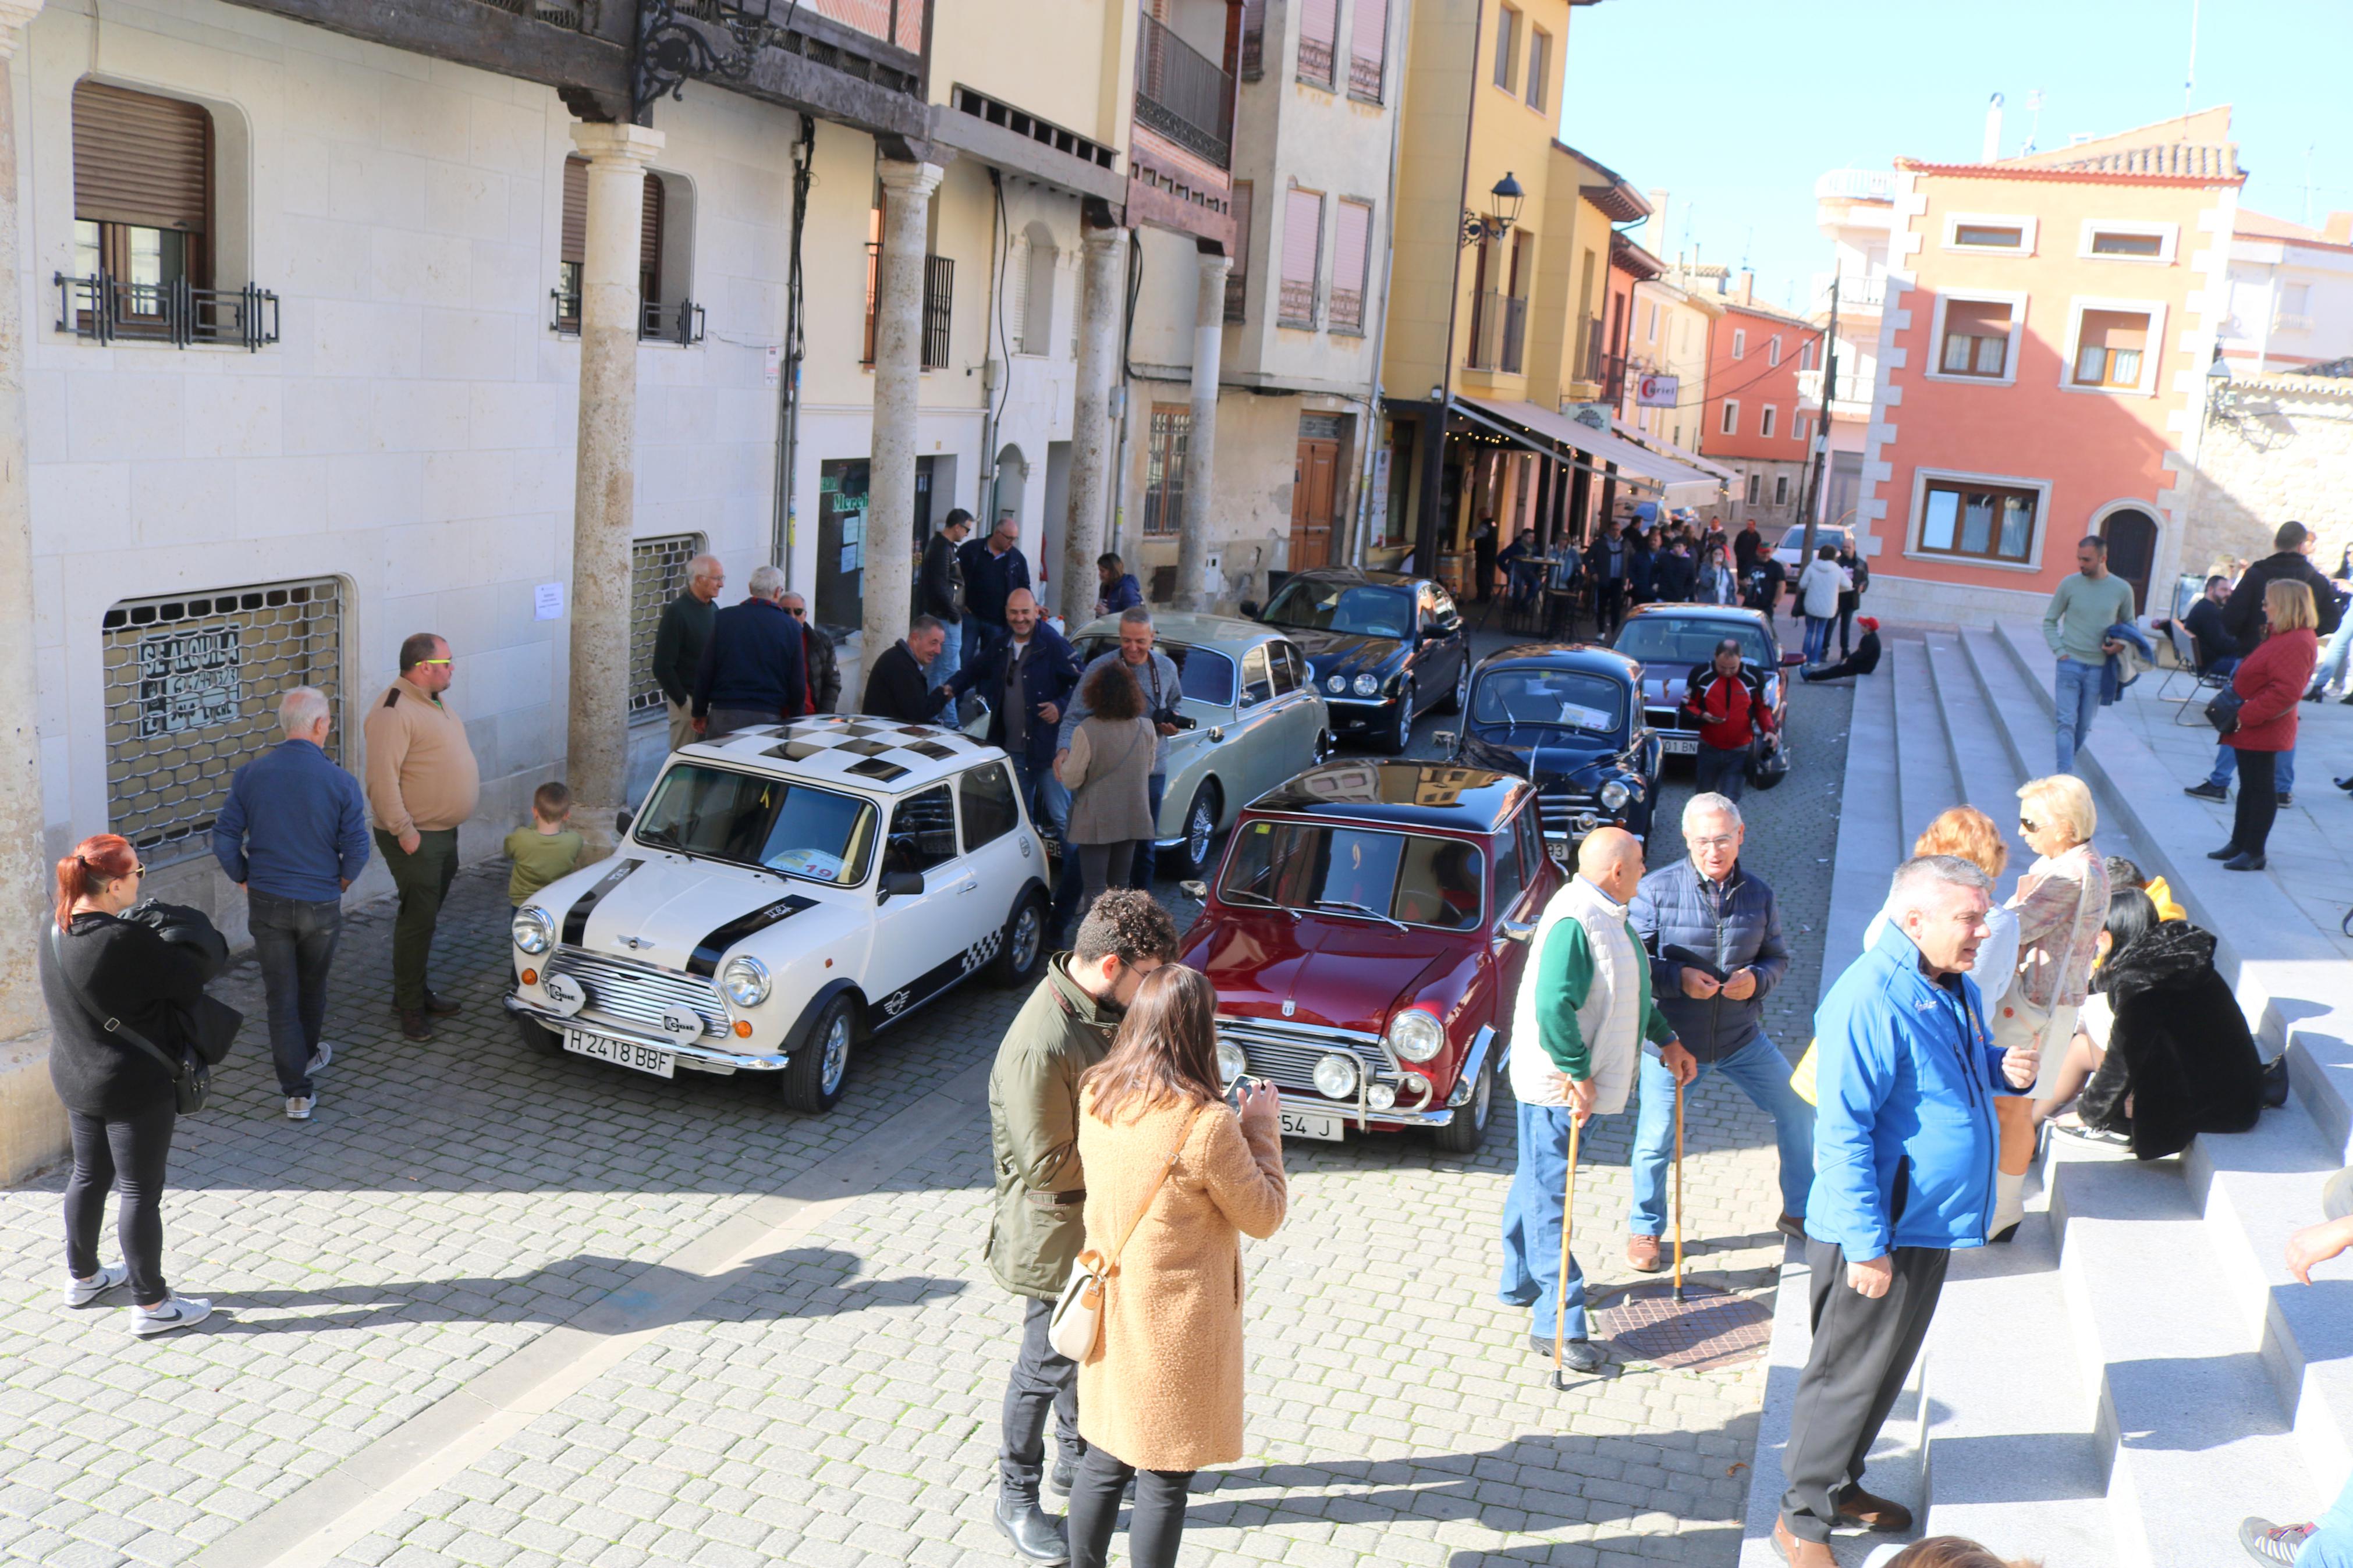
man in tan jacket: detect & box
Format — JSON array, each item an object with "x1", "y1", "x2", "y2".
[{"x1": 363, "y1": 633, "x2": 481, "y2": 1041}]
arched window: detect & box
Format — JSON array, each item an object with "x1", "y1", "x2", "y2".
[{"x1": 1020, "y1": 223, "x2": 1057, "y2": 357}]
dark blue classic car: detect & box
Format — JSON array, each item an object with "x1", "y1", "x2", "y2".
[
  {"x1": 1434, "y1": 643, "x2": 1659, "y2": 858},
  {"x1": 1242, "y1": 568, "x2": 1470, "y2": 753}
]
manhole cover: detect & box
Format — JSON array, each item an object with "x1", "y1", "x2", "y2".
[{"x1": 1592, "y1": 1282, "x2": 1773, "y2": 1371}]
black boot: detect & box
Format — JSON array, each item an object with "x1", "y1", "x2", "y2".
[{"x1": 992, "y1": 1487, "x2": 1069, "y2": 1564}]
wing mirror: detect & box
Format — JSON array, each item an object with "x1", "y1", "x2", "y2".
[
  {"x1": 613, "y1": 808, "x2": 633, "y2": 837},
  {"x1": 878, "y1": 869, "x2": 925, "y2": 901},
  {"x1": 1499, "y1": 918, "x2": 1536, "y2": 944},
  {"x1": 1179, "y1": 880, "x2": 1209, "y2": 903},
  {"x1": 1238, "y1": 600, "x2": 1261, "y2": 620}
]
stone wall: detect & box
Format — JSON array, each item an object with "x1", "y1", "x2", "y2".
[{"x1": 2181, "y1": 373, "x2": 2353, "y2": 575}]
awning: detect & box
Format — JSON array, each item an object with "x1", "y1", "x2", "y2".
[
  {"x1": 1600, "y1": 413, "x2": 1738, "y2": 484},
  {"x1": 1453, "y1": 394, "x2": 1725, "y2": 490}
]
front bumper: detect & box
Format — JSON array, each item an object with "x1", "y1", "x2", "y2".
[
  {"x1": 505, "y1": 994, "x2": 789, "y2": 1074},
  {"x1": 1220, "y1": 1021, "x2": 1495, "y2": 1132},
  {"x1": 1323, "y1": 693, "x2": 1401, "y2": 731}
]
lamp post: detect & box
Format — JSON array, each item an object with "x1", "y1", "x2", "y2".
[{"x1": 1460, "y1": 173, "x2": 1524, "y2": 248}]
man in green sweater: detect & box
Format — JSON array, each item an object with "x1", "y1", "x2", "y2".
[
  {"x1": 1499, "y1": 828, "x2": 1690, "y2": 1373},
  {"x1": 2042, "y1": 535, "x2": 2138, "y2": 775}
]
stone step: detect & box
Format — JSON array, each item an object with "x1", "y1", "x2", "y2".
[
  {"x1": 1887, "y1": 636, "x2": 1957, "y2": 849},
  {"x1": 1818, "y1": 635, "x2": 1905, "y2": 1002},
  {"x1": 1919, "y1": 629, "x2": 2031, "y2": 869}
]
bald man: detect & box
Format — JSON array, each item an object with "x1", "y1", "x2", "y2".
[
  {"x1": 1499, "y1": 828, "x2": 1688, "y2": 1374},
  {"x1": 655, "y1": 554, "x2": 725, "y2": 748}
]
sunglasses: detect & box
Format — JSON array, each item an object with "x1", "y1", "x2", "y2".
[
  {"x1": 414, "y1": 658, "x2": 453, "y2": 667},
  {"x1": 2019, "y1": 816, "x2": 2042, "y2": 834},
  {"x1": 786, "y1": 606, "x2": 807, "y2": 618}
]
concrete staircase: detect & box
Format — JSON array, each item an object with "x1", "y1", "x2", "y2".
[{"x1": 1737, "y1": 626, "x2": 2353, "y2": 1568}]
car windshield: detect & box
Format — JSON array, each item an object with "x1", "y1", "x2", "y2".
[
  {"x1": 633, "y1": 763, "x2": 878, "y2": 885},
  {"x1": 1471, "y1": 669, "x2": 1626, "y2": 734},
  {"x1": 1218, "y1": 819, "x2": 1484, "y2": 930},
  {"x1": 1070, "y1": 639, "x2": 1236, "y2": 706},
  {"x1": 1776, "y1": 528, "x2": 1850, "y2": 557},
  {"x1": 1614, "y1": 617, "x2": 1774, "y2": 672},
  {"x1": 1261, "y1": 581, "x2": 1414, "y2": 641}
]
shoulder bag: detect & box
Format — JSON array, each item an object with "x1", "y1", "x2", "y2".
[
  {"x1": 46, "y1": 926, "x2": 211, "y2": 1114},
  {"x1": 1047, "y1": 1103, "x2": 1206, "y2": 1362},
  {"x1": 2205, "y1": 687, "x2": 2244, "y2": 735}
]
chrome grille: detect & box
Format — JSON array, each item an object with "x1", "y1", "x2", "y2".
[
  {"x1": 1218, "y1": 1018, "x2": 1393, "y2": 1100},
  {"x1": 544, "y1": 948, "x2": 727, "y2": 1039},
  {"x1": 1647, "y1": 705, "x2": 1699, "y2": 733},
  {"x1": 1538, "y1": 788, "x2": 1599, "y2": 836}
]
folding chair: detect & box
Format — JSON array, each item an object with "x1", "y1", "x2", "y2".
[{"x1": 2160, "y1": 624, "x2": 2231, "y2": 726}]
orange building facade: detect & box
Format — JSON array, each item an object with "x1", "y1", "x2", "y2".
[
  {"x1": 1698, "y1": 293, "x2": 1819, "y2": 531},
  {"x1": 1855, "y1": 112, "x2": 2243, "y2": 623}
]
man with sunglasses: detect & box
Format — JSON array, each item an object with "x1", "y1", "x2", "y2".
[
  {"x1": 780, "y1": 592, "x2": 840, "y2": 715},
  {"x1": 363, "y1": 634, "x2": 481, "y2": 1042}
]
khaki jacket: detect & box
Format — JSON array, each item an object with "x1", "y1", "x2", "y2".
[
  {"x1": 984, "y1": 957, "x2": 1124, "y2": 1300},
  {"x1": 361, "y1": 677, "x2": 481, "y2": 836}
]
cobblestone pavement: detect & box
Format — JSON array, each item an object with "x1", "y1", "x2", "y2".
[{"x1": 2, "y1": 638, "x2": 1852, "y2": 1568}]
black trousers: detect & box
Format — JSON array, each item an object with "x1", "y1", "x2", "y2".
[
  {"x1": 1802, "y1": 654, "x2": 1873, "y2": 683},
  {"x1": 1000, "y1": 1296, "x2": 1084, "y2": 1493},
  {"x1": 1780, "y1": 1240, "x2": 1949, "y2": 1543},
  {"x1": 1067, "y1": 1445, "x2": 1194, "y2": 1568},
  {"x1": 2230, "y1": 747, "x2": 2280, "y2": 855},
  {"x1": 247, "y1": 890, "x2": 343, "y2": 1097},
  {"x1": 63, "y1": 1103, "x2": 176, "y2": 1306},
  {"x1": 1594, "y1": 579, "x2": 1627, "y2": 637}
]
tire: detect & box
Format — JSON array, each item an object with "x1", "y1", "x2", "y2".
[
  {"x1": 990, "y1": 889, "x2": 1050, "y2": 988},
  {"x1": 1167, "y1": 781, "x2": 1223, "y2": 879},
  {"x1": 1380, "y1": 677, "x2": 1415, "y2": 754},
  {"x1": 779, "y1": 993, "x2": 858, "y2": 1114},
  {"x1": 512, "y1": 1011, "x2": 565, "y2": 1055},
  {"x1": 1432, "y1": 1043, "x2": 1495, "y2": 1154},
  {"x1": 1439, "y1": 656, "x2": 1470, "y2": 714}
]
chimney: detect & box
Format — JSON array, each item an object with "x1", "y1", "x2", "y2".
[
  {"x1": 1982, "y1": 92, "x2": 2004, "y2": 161},
  {"x1": 2325, "y1": 211, "x2": 2353, "y2": 244},
  {"x1": 1736, "y1": 269, "x2": 1754, "y2": 305},
  {"x1": 1645, "y1": 187, "x2": 1670, "y2": 255}
]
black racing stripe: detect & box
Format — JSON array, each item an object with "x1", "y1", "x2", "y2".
[
  {"x1": 686, "y1": 894, "x2": 818, "y2": 977},
  {"x1": 560, "y1": 858, "x2": 643, "y2": 945}
]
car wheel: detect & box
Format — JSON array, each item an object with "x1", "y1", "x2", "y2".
[
  {"x1": 779, "y1": 993, "x2": 858, "y2": 1114},
  {"x1": 1381, "y1": 678, "x2": 1415, "y2": 753},
  {"x1": 1432, "y1": 1044, "x2": 1494, "y2": 1154},
  {"x1": 1169, "y1": 781, "x2": 1223, "y2": 879},
  {"x1": 512, "y1": 1011, "x2": 565, "y2": 1055},
  {"x1": 990, "y1": 889, "x2": 1050, "y2": 988},
  {"x1": 1440, "y1": 656, "x2": 1470, "y2": 714}
]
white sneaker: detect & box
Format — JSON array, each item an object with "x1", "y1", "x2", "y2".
[
  {"x1": 286, "y1": 1096, "x2": 314, "y2": 1121},
  {"x1": 63, "y1": 1263, "x2": 129, "y2": 1307},
  {"x1": 306, "y1": 1041, "x2": 334, "y2": 1075},
  {"x1": 129, "y1": 1295, "x2": 212, "y2": 1337}
]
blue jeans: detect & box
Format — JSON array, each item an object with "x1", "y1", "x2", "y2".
[
  {"x1": 1499, "y1": 1100, "x2": 1591, "y2": 1341},
  {"x1": 1627, "y1": 1034, "x2": 1816, "y2": 1237},
  {"x1": 2209, "y1": 742, "x2": 2295, "y2": 797},
  {"x1": 2298, "y1": 1470, "x2": 2353, "y2": 1567},
  {"x1": 2053, "y1": 657, "x2": 2102, "y2": 774},
  {"x1": 2313, "y1": 618, "x2": 2353, "y2": 695},
  {"x1": 1128, "y1": 771, "x2": 1166, "y2": 888},
  {"x1": 1802, "y1": 616, "x2": 1834, "y2": 664},
  {"x1": 1012, "y1": 755, "x2": 1068, "y2": 842},
  {"x1": 930, "y1": 619, "x2": 963, "y2": 692},
  {"x1": 247, "y1": 890, "x2": 343, "y2": 1097}
]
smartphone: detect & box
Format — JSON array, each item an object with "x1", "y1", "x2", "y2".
[{"x1": 1224, "y1": 1074, "x2": 1269, "y2": 1112}]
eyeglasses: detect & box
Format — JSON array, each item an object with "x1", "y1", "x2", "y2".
[
  {"x1": 414, "y1": 658, "x2": 453, "y2": 667},
  {"x1": 2019, "y1": 816, "x2": 2042, "y2": 834},
  {"x1": 785, "y1": 606, "x2": 807, "y2": 618},
  {"x1": 1688, "y1": 835, "x2": 1738, "y2": 851}
]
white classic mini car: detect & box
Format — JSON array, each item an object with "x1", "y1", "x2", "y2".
[{"x1": 505, "y1": 716, "x2": 1053, "y2": 1112}]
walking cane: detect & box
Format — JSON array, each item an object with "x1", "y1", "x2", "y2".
[
  {"x1": 1672, "y1": 1073, "x2": 1687, "y2": 1304},
  {"x1": 1551, "y1": 1111, "x2": 1583, "y2": 1391}
]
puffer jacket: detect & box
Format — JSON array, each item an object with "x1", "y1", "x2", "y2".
[
  {"x1": 2076, "y1": 922, "x2": 2263, "y2": 1160},
  {"x1": 1631, "y1": 856, "x2": 1790, "y2": 1064}
]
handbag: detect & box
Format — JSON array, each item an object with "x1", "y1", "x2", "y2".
[
  {"x1": 47, "y1": 926, "x2": 211, "y2": 1114},
  {"x1": 1046, "y1": 1104, "x2": 1205, "y2": 1363},
  {"x1": 2205, "y1": 687, "x2": 2245, "y2": 735}
]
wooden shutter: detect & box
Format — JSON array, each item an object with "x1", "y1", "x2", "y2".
[
  {"x1": 561, "y1": 157, "x2": 587, "y2": 266},
  {"x1": 1350, "y1": 0, "x2": 1388, "y2": 70},
  {"x1": 1300, "y1": 0, "x2": 1338, "y2": 51},
  {"x1": 73, "y1": 80, "x2": 210, "y2": 231},
  {"x1": 1282, "y1": 188, "x2": 1322, "y2": 285}
]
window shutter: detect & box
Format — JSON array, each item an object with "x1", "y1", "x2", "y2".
[
  {"x1": 1282, "y1": 188, "x2": 1322, "y2": 285},
  {"x1": 1300, "y1": 0, "x2": 1338, "y2": 51},
  {"x1": 1945, "y1": 299, "x2": 2010, "y2": 339},
  {"x1": 1333, "y1": 201, "x2": 1370, "y2": 295},
  {"x1": 2081, "y1": 308, "x2": 2146, "y2": 353},
  {"x1": 640, "y1": 173, "x2": 665, "y2": 298},
  {"x1": 73, "y1": 80, "x2": 211, "y2": 232},
  {"x1": 1006, "y1": 239, "x2": 1029, "y2": 350},
  {"x1": 1227, "y1": 180, "x2": 1253, "y2": 320},
  {"x1": 1350, "y1": 0, "x2": 1387, "y2": 69},
  {"x1": 562, "y1": 157, "x2": 588, "y2": 266}
]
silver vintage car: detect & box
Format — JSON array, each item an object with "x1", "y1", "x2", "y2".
[{"x1": 1063, "y1": 611, "x2": 1335, "y2": 877}]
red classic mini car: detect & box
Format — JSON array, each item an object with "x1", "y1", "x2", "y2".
[{"x1": 1178, "y1": 760, "x2": 1564, "y2": 1153}]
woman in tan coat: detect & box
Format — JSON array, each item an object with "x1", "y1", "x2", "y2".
[
  {"x1": 1069, "y1": 965, "x2": 1286, "y2": 1568},
  {"x1": 1056, "y1": 660, "x2": 1159, "y2": 917}
]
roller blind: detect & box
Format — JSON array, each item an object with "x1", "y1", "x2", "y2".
[
  {"x1": 1333, "y1": 201, "x2": 1370, "y2": 294},
  {"x1": 1230, "y1": 180, "x2": 1254, "y2": 289},
  {"x1": 1299, "y1": 0, "x2": 1338, "y2": 52},
  {"x1": 2080, "y1": 308, "x2": 2146, "y2": 352},
  {"x1": 1944, "y1": 299, "x2": 2011, "y2": 338},
  {"x1": 1350, "y1": 0, "x2": 1387, "y2": 70},
  {"x1": 1282, "y1": 188, "x2": 1322, "y2": 284},
  {"x1": 561, "y1": 155, "x2": 662, "y2": 291},
  {"x1": 73, "y1": 80, "x2": 210, "y2": 232}
]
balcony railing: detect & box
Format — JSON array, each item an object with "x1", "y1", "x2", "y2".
[
  {"x1": 1467, "y1": 291, "x2": 1527, "y2": 374},
  {"x1": 1134, "y1": 8, "x2": 1235, "y2": 168},
  {"x1": 861, "y1": 243, "x2": 954, "y2": 369},
  {"x1": 1809, "y1": 271, "x2": 1887, "y2": 310},
  {"x1": 56, "y1": 274, "x2": 280, "y2": 351},
  {"x1": 469, "y1": 0, "x2": 599, "y2": 31},
  {"x1": 1347, "y1": 51, "x2": 1383, "y2": 100},
  {"x1": 547, "y1": 291, "x2": 709, "y2": 344},
  {"x1": 1599, "y1": 352, "x2": 1627, "y2": 404},
  {"x1": 1815, "y1": 168, "x2": 1897, "y2": 201},
  {"x1": 1574, "y1": 318, "x2": 1605, "y2": 386},
  {"x1": 1279, "y1": 278, "x2": 1316, "y2": 329},
  {"x1": 1330, "y1": 285, "x2": 1364, "y2": 335}
]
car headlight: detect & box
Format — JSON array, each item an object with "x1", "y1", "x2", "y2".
[
  {"x1": 1312, "y1": 1053, "x2": 1360, "y2": 1099},
  {"x1": 719, "y1": 954, "x2": 771, "y2": 1008},
  {"x1": 1217, "y1": 1040, "x2": 1248, "y2": 1082},
  {"x1": 1387, "y1": 1008, "x2": 1445, "y2": 1064},
  {"x1": 1366, "y1": 1082, "x2": 1397, "y2": 1111},
  {"x1": 1353, "y1": 673, "x2": 1381, "y2": 697},
  {"x1": 512, "y1": 906, "x2": 553, "y2": 955},
  {"x1": 1326, "y1": 674, "x2": 1347, "y2": 695},
  {"x1": 1599, "y1": 780, "x2": 1631, "y2": 812}
]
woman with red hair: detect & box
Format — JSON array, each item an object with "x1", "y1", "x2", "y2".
[{"x1": 40, "y1": 834, "x2": 214, "y2": 1335}]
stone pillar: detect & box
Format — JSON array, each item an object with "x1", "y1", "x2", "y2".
[
  {"x1": 1061, "y1": 221, "x2": 1129, "y2": 626},
  {"x1": 860, "y1": 159, "x2": 943, "y2": 670},
  {"x1": 565, "y1": 121, "x2": 664, "y2": 855},
  {"x1": 1173, "y1": 249, "x2": 1231, "y2": 611}
]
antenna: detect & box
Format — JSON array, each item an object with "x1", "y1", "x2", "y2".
[
  {"x1": 2307, "y1": 144, "x2": 2317, "y2": 227},
  {"x1": 2023, "y1": 90, "x2": 2044, "y2": 155},
  {"x1": 2184, "y1": 0, "x2": 2199, "y2": 115}
]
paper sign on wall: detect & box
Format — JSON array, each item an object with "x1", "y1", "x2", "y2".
[{"x1": 534, "y1": 582, "x2": 565, "y2": 620}]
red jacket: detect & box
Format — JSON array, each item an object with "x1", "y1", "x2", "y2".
[
  {"x1": 2226, "y1": 627, "x2": 2317, "y2": 752},
  {"x1": 1684, "y1": 664, "x2": 1775, "y2": 751}
]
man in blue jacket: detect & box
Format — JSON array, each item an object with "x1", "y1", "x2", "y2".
[
  {"x1": 1626, "y1": 792, "x2": 1810, "y2": 1271},
  {"x1": 214, "y1": 687, "x2": 371, "y2": 1121},
  {"x1": 1773, "y1": 854, "x2": 2037, "y2": 1566},
  {"x1": 967, "y1": 588, "x2": 1081, "y2": 842},
  {"x1": 692, "y1": 564, "x2": 807, "y2": 739}
]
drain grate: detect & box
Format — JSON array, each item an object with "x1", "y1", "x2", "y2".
[{"x1": 1593, "y1": 1281, "x2": 1774, "y2": 1371}]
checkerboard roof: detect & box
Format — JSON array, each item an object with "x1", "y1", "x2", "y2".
[{"x1": 690, "y1": 717, "x2": 992, "y2": 792}]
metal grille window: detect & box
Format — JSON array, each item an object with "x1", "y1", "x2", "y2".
[
  {"x1": 1143, "y1": 406, "x2": 1189, "y2": 536},
  {"x1": 629, "y1": 533, "x2": 706, "y2": 717},
  {"x1": 101, "y1": 578, "x2": 343, "y2": 866},
  {"x1": 861, "y1": 244, "x2": 954, "y2": 369}
]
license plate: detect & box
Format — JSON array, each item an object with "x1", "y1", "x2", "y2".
[
  {"x1": 1660, "y1": 734, "x2": 1698, "y2": 755},
  {"x1": 1280, "y1": 1108, "x2": 1345, "y2": 1142},
  {"x1": 564, "y1": 1028, "x2": 676, "y2": 1079}
]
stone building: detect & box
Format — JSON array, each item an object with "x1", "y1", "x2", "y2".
[{"x1": 2177, "y1": 367, "x2": 2353, "y2": 593}]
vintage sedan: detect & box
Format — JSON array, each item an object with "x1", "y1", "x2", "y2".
[
  {"x1": 1240, "y1": 567, "x2": 1471, "y2": 753},
  {"x1": 505, "y1": 717, "x2": 1051, "y2": 1114},
  {"x1": 1610, "y1": 603, "x2": 1788, "y2": 766},
  {"x1": 1179, "y1": 760, "x2": 1564, "y2": 1153},
  {"x1": 1434, "y1": 643, "x2": 1659, "y2": 859},
  {"x1": 1066, "y1": 611, "x2": 1333, "y2": 877}
]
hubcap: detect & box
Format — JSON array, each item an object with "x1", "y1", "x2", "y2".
[
  {"x1": 1471, "y1": 1055, "x2": 1493, "y2": 1129},
  {"x1": 1010, "y1": 904, "x2": 1042, "y2": 973},
  {"x1": 1188, "y1": 797, "x2": 1213, "y2": 863},
  {"x1": 819, "y1": 1014, "x2": 850, "y2": 1096}
]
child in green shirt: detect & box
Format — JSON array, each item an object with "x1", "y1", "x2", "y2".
[{"x1": 505, "y1": 781, "x2": 584, "y2": 906}]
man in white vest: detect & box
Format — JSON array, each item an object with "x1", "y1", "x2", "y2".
[{"x1": 1497, "y1": 827, "x2": 1691, "y2": 1371}]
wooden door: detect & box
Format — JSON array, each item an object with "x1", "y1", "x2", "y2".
[
  {"x1": 2103, "y1": 508, "x2": 2158, "y2": 614},
  {"x1": 1291, "y1": 438, "x2": 1339, "y2": 569}
]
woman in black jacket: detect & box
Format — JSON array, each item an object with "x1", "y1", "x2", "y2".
[{"x1": 40, "y1": 834, "x2": 214, "y2": 1335}]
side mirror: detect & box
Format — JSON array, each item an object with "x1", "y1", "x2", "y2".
[
  {"x1": 878, "y1": 869, "x2": 925, "y2": 901},
  {"x1": 1238, "y1": 600, "x2": 1261, "y2": 620},
  {"x1": 1499, "y1": 918, "x2": 1536, "y2": 944},
  {"x1": 613, "y1": 808, "x2": 633, "y2": 837},
  {"x1": 1179, "y1": 880, "x2": 1209, "y2": 903},
  {"x1": 1432, "y1": 730, "x2": 1458, "y2": 753}
]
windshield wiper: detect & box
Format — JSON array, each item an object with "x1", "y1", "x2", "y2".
[
  {"x1": 1314, "y1": 897, "x2": 1407, "y2": 931},
  {"x1": 1221, "y1": 887, "x2": 1298, "y2": 922},
  {"x1": 634, "y1": 823, "x2": 685, "y2": 852}
]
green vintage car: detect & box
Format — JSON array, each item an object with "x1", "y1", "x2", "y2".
[{"x1": 1064, "y1": 611, "x2": 1336, "y2": 877}]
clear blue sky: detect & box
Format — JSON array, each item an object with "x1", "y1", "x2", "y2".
[{"x1": 1557, "y1": 0, "x2": 2353, "y2": 314}]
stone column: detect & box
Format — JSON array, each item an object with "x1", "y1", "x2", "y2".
[
  {"x1": 1060, "y1": 221, "x2": 1129, "y2": 626},
  {"x1": 860, "y1": 159, "x2": 943, "y2": 670},
  {"x1": 565, "y1": 121, "x2": 664, "y2": 856},
  {"x1": 0, "y1": 2, "x2": 59, "y2": 1181},
  {"x1": 1173, "y1": 249, "x2": 1230, "y2": 611}
]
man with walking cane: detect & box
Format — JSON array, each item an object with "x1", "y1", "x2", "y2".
[
  {"x1": 1773, "y1": 855, "x2": 2036, "y2": 1566},
  {"x1": 1498, "y1": 828, "x2": 1687, "y2": 1376}
]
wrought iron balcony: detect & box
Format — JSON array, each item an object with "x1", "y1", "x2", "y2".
[
  {"x1": 468, "y1": 0, "x2": 600, "y2": 31},
  {"x1": 1134, "y1": 7, "x2": 1234, "y2": 168},
  {"x1": 1347, "y1": 50, "x2": 1383, "y2": 101},
  {"x1": 548, "y1": 290, "x2": 708, "y2": 344},
  {"x1": 860, "y1": 244, "x2": 954, "y2": 369},
  {"x1": 1466, "y1": 291, "x2": 1526, "y2": 374},
  {"x1": 55, "y1": 274, "x2": 279, "y2": 351}
]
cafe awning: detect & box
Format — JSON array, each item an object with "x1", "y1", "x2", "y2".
[{"x1": 1451, "y1": 393, "x2": 1725, "y2": 491}]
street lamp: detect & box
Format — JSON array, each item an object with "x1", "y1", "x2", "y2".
[
  {"x1": 1460, "y1": 172, "x2": 1524, "y2": 247},
  {"x1": 2205, "y1": 354, "x2": 2235, "y2": 426}
]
